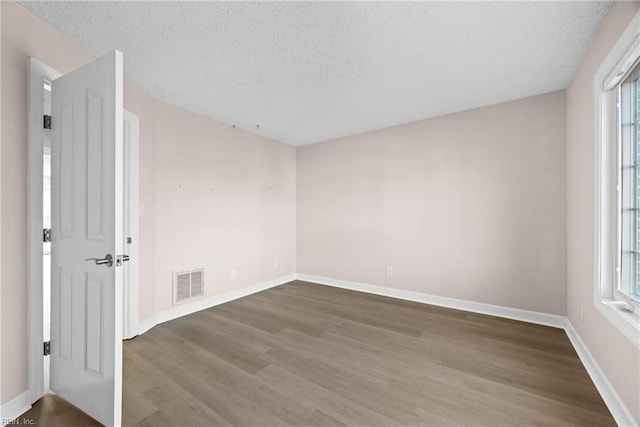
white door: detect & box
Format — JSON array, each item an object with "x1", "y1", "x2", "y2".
[{"x1": 50, "y1": 50, "x2": 124, "y2": 426}]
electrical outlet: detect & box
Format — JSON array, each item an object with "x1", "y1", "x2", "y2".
[
  {"x1": 385, "y1": 266, "x2": 393, "y2": 277},
  {"x1": 230, "y1": 268, "x2": 238, "y2": 280}
]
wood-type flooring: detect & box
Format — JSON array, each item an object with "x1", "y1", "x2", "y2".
[{"x1": 20, "y1": 281, "x2": 615, "y2": 426}]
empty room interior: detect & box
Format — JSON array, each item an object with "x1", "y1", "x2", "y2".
[{"x1": 1, "y1": 0, "x2": 640, "y2": 426}]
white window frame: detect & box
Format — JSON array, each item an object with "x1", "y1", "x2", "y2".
[{"x1": 594, "y1": 8, "x2": 640, "y2": 349}]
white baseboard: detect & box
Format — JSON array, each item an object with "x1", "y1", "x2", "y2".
[
  {"x1": 0, "y1": 391, "x2": 31, "y2": 424},
  {"x1": 296, "y1": 274, "x2": 566, "y2": 328},
  {"x1": 137, "y1": 314, "x2": 158, "y2": 336},
  {"x1": 564, "y1": 320, "x2": 637, "y2": 427},
  {"x1": 137, "y1": 274, "x2": 296, "y2": 336}
]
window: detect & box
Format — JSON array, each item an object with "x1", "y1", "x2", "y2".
[
  {"x1": 619, "y1": 64, "x2": 640, "y2": 304},
  {"x1": 595, "y1": 9, "x2": 640, "y2": 347}
]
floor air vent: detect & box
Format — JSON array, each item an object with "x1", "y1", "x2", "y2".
[{"x1": 173, "y1": 268, "x2": 205, "y2": 305}]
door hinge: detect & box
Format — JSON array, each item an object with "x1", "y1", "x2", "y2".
[
  {"x1": 43, "y1": 228, "x2": 51, "y2": 243},
  {"x1": 43, "y1": 115, "x2": 51, "y2": 130},
  {"x1": 43, "y1": 341, "x2": 51, "y2": 356}
]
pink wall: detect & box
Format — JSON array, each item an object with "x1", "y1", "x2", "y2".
[
  {"x1": 566, "y1": 1, "x2": 640, "y2": 423},
  {"x1": 298, "y1": 91, "x2": 567, "y2": 315},
  {"x1": 154, "y1": 103, "x2": 296, "y2": 312},
  {"x1": 0, "y1": 1, "x2": 296, "y2": 406}
]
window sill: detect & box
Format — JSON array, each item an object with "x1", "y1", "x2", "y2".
[{"x1": 595, "y1": 297, "x2": 640, "y2": 349}]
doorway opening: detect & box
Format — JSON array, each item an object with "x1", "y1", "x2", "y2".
[{"x1": 43, "y1": 80, "x2": 52, "y2": 393}]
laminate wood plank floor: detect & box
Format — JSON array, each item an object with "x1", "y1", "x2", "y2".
[{"x1": 21, "y1": 280, "x2": 615, "y2": 426}]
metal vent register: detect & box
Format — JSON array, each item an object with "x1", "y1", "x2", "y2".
[{"x1": 173, "y1": 268, "x2": 204, "y2": 305}]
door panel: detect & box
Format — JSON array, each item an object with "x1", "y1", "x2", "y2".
[
  {"x1": 59, "y1": 100, "x2": 74, "y2": 237},
  {"x1": 50, "y1": 50, "x2": 123, "y2": 426}
]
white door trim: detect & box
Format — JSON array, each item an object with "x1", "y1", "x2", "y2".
[
  {"x1": 27, "y1": 56, "x2": 139, "y2": 404},
  {"x1": 122, "y1": 111, "x2": 140, "y2": 340},
  {"x1": 27, "y1": 57, "x2": 61, "y2": 404}
]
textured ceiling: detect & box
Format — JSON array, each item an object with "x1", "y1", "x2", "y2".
[{"x1": 21, "y1": 1, "x2": 612, "y2": 146}]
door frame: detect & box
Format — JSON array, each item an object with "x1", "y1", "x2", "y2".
[
  {"x1": 122, "y1": 110, "x2": 140, "y2": 340},
  {"x1": 27, "y1": 56, "x2": 140, "y2": 404}
]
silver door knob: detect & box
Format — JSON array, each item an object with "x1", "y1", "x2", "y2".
[{"x1": 84, "y1": 254, "x2": 113, "y2": 267}]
